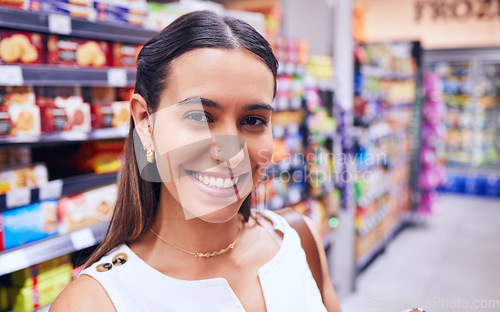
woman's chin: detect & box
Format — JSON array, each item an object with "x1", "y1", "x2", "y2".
[{"x1": 195, "y1": 202, "x2": 242, "y2": 223}]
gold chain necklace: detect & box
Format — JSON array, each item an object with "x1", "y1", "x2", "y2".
[{"x1": 149, "y1": 222, "x2": 243, "y2": 259}]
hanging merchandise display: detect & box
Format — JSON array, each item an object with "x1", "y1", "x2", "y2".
[
  {"x1": 418, "y1": 73, "x2": 447, "y2": 215},
  {"x1": 353, "y1": 41, "x2": 421, "y2": 270},
  {"x1": 425, "y1": 48, "x2": 500, "y2": 197}
]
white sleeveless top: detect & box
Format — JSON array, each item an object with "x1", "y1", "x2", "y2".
[{"x1": 81, "y1": 209, "x2": 327, "y2": 312}]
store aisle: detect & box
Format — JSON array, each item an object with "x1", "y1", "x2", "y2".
[{"x1": 341, "y1": 194, "x2": 500, "y2": 312}]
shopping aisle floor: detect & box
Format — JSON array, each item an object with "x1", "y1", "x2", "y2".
[{"x1": 341, "y1": 194, "x2": 500, "y2": 312}]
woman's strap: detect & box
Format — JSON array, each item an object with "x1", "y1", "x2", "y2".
[{"x1": 275, "y1": 207, "x2": 324, "y2": 299}]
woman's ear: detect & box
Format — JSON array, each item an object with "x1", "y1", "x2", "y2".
[{"x1": 130, "y1": 93, "x2": 153, "y2": 146}]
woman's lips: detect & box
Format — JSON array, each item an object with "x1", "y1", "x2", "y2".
[{"x1": 185, "y1": 169, "x2": 250, "y2": 198}]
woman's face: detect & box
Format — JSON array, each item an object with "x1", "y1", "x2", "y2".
[{"x1": 150, "y1": 48, "x2": 275, "y2": 223}]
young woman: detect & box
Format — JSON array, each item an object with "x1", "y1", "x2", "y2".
[{"x1": 51, "y1": 10, "x2": 341, "y2": 312}]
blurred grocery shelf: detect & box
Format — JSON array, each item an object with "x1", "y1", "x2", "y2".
[
  {"x1": 0, "y1": 222, "x2": 108, "y2": 276},
  {"x1": 0, "y1": 6, "x2": 155, "y2": 44},
  {"x1": 0, "y1": 172, "x2": 119, "y2": 211}
]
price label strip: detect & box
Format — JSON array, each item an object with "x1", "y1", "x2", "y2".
[
  {"x1": 39, "y1": 179, "x2": 63, "y2": 201},
  {"x1": 70, "y1": 228, "x2": 96, "y2": 251},
  {"x1": 0, "y1": 66, "x2": 24, "y2": 86},
  {"x1": 6, "y1": 188, "x2": 31, "y2": 208},
  {"x1": 107, "y1": 68, "x2": 128, "y2": 87},
  {"x1": 48, "y1": 14, "x2": 72, "y2": 35},
  {"x1": 0, "y1": 250, "x2": 30, "y2": 275}
]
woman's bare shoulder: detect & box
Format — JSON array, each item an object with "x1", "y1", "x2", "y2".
[{"x1": 49, "y1": 274, "x2": 116, "y2": 312}]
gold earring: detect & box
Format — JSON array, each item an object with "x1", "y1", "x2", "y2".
[
  {"x1": 144, "y1": 142, "x2": 154, "y2": 163},
  {"x1": 146, "y1": 148, "x2": 154, "y2": 163}
]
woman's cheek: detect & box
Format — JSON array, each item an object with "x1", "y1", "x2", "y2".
[{"x1": 249, "y1": 136, "x2": 274, "y2": 180}]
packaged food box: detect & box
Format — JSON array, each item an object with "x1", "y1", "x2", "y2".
[
  {"x1": 30, "y1": 0, "x2": 94, "y2": 19},
  {"x1": 116, "y1": 87, "x2": 134, "y2": 101},
  {"x1": 42, "y1": 102, "x2": 91, "y2": 133},
  {"x1": 11, "y1": 255, "x2": 72, "y2": 288},
  {"x1": 0, "y1": 163, "x2": 48, "y2": 195},
  {"x1": 111, "y1": 101, "x2": 130, "y2": 127},
  {"x1": 146, "y1": 2, "x2": 181, "y2": 31},
  {"x1": 91, "y1": 100, "x2": 129, "y2": 129},
  {"x1": 12, "y1": 268, "x2": 72, "y2": 312},
  {"x1": 82, "y1": 86, "x2": 115, "y2": 105},
  {"x1": 0, "y1": 110, "x2": 11, "y2": 136},
  {"x1": 47, "y1": 35, "x2": 111, "y2": 67},
  {"x1": 0, "y1": 30, "x2": 44, "y2": 65},
  {"x1": 1, "y1": 86, "x2": 35, "y2": 107},
  {"x1": 35, "y1": 86, "x2": 83, "y2": 108},
  {"x1": 94, "y1": 9, "x2": 146, "y2": 27},
  {"x1": 58, "y1": 184, "x2": 117, "y2": 233},
  {"x1": 7, "y1": 104, "x2": 41, "y2": 136},
  {"x1": 0, "y1": 0, "x2": 29, "y2": 10},
  {"x1": 93, "y1": 0, "x2": 147, "y2": 16},
  {"x1": 90, "y1": 104, "x2": 113, "y2": 129},
  {"x1": 0, "y1": 285, "x2": 12, "y2": 311},
  {"x1": 76, "y1": 140, "x2": 123, "y2": 173},
  {"x1": 34, "y1": 0, "x2": 90, "y2": 6},
  {"x1": 2, "y1": 200, "x2": 58, "y2": 250},
  {"x1": 112, "y1": 42, "x2": 142, "y2": 67}
]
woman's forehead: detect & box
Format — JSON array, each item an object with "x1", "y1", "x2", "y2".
[{"x1": 159, "y1": 48, "x2": 275, "y2": 108}]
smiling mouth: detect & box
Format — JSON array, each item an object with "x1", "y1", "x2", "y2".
[{"x1": 185, "y1": 170, "x2": 248, "y2": 189}]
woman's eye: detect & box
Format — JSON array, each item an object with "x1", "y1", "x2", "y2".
[
  {"x1": 184, "y1": 112, "x2": 210, "y2": 122},
  {"x1": 242, "y1": 117, "x2": 267, "y2": 126}
]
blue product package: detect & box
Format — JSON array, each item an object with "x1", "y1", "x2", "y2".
[
  {"x1": 2, "y1": 200, "x2": 59, "y2": 250},
  {"x1": 93, "y1": 1, "x2": 147, "y2": 16}
]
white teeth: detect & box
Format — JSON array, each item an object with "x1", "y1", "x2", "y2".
[
  {"x1": 190, "y1": 171, "x2": 243, "y2": 189},
  {"x1": 216, "y1": 178, "x2": 223, "y2": 187}
]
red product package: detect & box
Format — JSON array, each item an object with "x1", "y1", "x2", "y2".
[
  {"x1": 90, "y1": 101, "x2": 129, "y2": 129},
  {"x1": 0, "y1": 0, "x2": 29, "y2": 10},
  {"x1": 90, "y1": 103, "x2": 113, "y2": 129},
  {"x1": 83, "y1": 86, "x2": 115, "y2": 105},
  {"x1": 8, "y1": 105, "x2": 41, "y2": 136},
  {"x1": 47, "y1": 35, "x2": 111, "y2": 67},
  {"x1": 112, "y1": 42, "x2": 142, "y2": 67},
  {"x1": 35, "y1": 86, "x2": 83, "y2": 108},
  {"x1": 116, "y1": 87, "x2": 134, "y2": 102},
  {"x1": 0, "y1": 30, "x2": 45, "y2": 64},
  {"x1": 41, "y1": 103, "x2": 91, "y2": 133}
]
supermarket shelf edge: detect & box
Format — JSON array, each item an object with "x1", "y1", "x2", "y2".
[
  {"x1": 0, "y1": 171, "x2": 119, "y2": 211},
  {"x1": 355, "y1": 212, "x2": 412, "y2": 273},
  {"x1": 0, "y1": 222, "x2": 109, "y2": 276},
  {"x1": 0, "y1": 65, "x2": 137, "y2": 87},
  {"x1": 0, "y1": 7, "x2": 156, "y2": 44},
  {"x1": 0, "y1": 126, "x2": 128, "y2": 147}
]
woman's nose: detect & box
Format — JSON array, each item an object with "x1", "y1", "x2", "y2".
[{"x1": 210, "y1": 135, "x2": 246, "y2": 168}]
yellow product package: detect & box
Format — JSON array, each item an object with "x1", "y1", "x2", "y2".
[
  {"x1": 10, "y1": 255, "x2": 71, "y2": 288},
  {"x1": 12, "y1": 269, "x2": 72, "y2": 312},
  {"x1": 0, "y1": 285, "x2": 12, "y2": 311}
]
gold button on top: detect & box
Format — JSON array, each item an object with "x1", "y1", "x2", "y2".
[
  {"x1": 112, "y1": 253, "x2": 128, "y2": 266},
  {"x1": 96, "y1": 263, "x2": 113, "y2": 272}
]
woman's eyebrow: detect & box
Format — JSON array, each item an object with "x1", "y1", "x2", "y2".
[
  {"x1": 243, "y1": 103, "x2": 274, "y2": 112},
  {"x1": 178, "y1": 97, "x2": 274, "y2": 112},
  {"x1": 178, "y1": 97, "x2": 221, "y2": 109}
]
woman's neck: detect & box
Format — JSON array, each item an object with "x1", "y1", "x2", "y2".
[{"x1": 149, "y1": 185, "x2": 243, "y2": 255}]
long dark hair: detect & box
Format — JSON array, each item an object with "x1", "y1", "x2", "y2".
[{"x1": 85, "y1": 10, "x2": 278, "y2": 267}]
